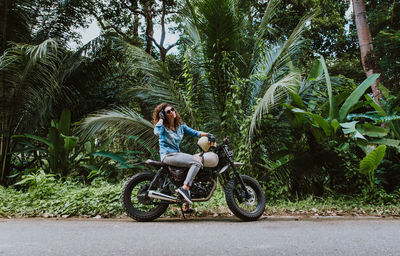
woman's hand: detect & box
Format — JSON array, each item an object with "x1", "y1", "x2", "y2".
[
  {"x1": 207, "y1": 133, "x2": 216, "y2": 142},
  {"x1": 158, "y1": 111, "x2": 166, "y2": 121},
  {"x1": 201, "y1": 133, "x2": 216, "y2": 146}
]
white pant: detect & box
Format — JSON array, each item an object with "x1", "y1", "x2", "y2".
[{"x1": 162, "y1": 152, "x2": 203, "y2": 186}]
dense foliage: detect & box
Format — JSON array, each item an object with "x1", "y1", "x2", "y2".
[
  {"x1": 1, "y1": 0, "x2": 399, "y2": 212},
  {"x1": 1, "y1": 172, "x2": 399, "y2": 218}
]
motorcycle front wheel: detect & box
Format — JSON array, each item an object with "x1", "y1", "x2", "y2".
[
  {"x1": 122, "y1": 172, "x2": 169, "y2": 222},
  {"x1": 225, "y1": 175, "x2": 266, "y2": 221}
]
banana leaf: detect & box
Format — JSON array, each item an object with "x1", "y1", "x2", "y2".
[
  {"x1": 365, "y1": 94, "x2": 386, "y2": 116},
  {"x1": 291, "y1": 108, "x2": 332, "y2": 136},
  {"x1": 369, "y1": 138, "x2": 400, "y2": 150},
  {"x1": 59, "y1": 109, "x2": 71, "y2": 136},
  {"x1": 339, "y1": 74, "x2": 380, "y2": 122},
  {"x1": 307, "y1": 58, "x2": 323, "y2": 81},
  {"x1": 358, "y1": 123, "x2": 388, "y2": 138},
  {"x1": 319, "y1": 56, "x2": 338, "y2": 120}
]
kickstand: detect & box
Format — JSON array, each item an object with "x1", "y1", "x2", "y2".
[{"x1": 179, "y1": 204, "x2": 186, "y2": 219}]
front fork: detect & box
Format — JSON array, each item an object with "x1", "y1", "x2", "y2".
[{"x1": 229, "y1": 160, "x2": 251, "y2": 199}]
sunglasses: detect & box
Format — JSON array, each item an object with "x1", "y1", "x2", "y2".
[{"x1": 165, "y1": 107, "x2": 175, "y2": 115}]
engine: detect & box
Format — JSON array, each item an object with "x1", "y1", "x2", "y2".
[{"x1": 190, "y1": 181, "x2": 214, "y2": 198}]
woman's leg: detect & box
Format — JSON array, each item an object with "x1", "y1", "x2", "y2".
[
  {"x1": 183, "y1": 158, "x2": 202, "y2": 186},
  {"x1": 163, "y1": 153, "x2": 203, "y2": 187},
  {"x1": 163, "y1": 153, "x2": 203, "y2": 186},
  {"x1": 162, "y1": 153, "x2": 203, "y2": 203}
]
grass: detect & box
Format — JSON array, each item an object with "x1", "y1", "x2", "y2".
[
  {"x1": 263, "y1": 196, "x2": 400, "y2": 217},
  {"x1": 1, "y1": 178, "x2": 399, "y2": 218}
]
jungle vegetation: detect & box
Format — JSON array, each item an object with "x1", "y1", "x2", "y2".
[{"x1": 0, "y1": 0, "x2": 399, "y2": 206}]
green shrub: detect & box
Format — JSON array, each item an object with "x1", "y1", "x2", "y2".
[{"x1": 1, "y1": 176, "x2": 124, "y2": 217}]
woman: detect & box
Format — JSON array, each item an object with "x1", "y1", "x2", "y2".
[{"x1": 153, "y1": 103, "x2": 214, "y2": 208}]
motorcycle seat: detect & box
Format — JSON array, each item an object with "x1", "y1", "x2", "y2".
[{"x1": 145, "y1": 159, "x2": 164, "y2": 167}]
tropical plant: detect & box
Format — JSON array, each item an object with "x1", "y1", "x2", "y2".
[
  {"x1": 359, "y1": 145, "x2": 386, "y2": 187},
  {"x1": 0, "y1": 32, "x2": 128, "y2": 185},
  {"x1": 13, "y1": 109, "x2": 79, "y2": 176},
  {"x1": 250, "y1": 55, "x2": 394, "y2": 196},
  {"x1": 0, "y1": 39, "x2": 62, "y2": 185},
  {"x1": 79, "y1": 0, "x2": 316, "y2": 155},
  {"x1": 282, "y1": 57, "x2": 395, "y2": 151},
  {"x1": 12, "y1": 108, "x2": 147, "y2": 181}
]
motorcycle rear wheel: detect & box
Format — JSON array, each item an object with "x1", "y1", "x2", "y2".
[
  {"x1": 225, "y1": 175, "x2": 266, "y2": 221},
  {"x1": 122, "y1": 172, "x2": 169, "y2": 222}
]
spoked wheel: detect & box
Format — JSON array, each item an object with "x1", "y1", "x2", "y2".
[
  {"x1": 122, "y1": 172, "x2": 168, "y2": 222},
  {"x1": 225, "y1": 175, "x2": 266, "y2": 221}
]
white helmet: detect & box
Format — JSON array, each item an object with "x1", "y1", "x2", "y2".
[{"x1": 197, "y1": 136, "x2": 211, "y2": 152}]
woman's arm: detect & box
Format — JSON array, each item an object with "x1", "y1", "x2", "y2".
[
  {"x1": 154, "y1": 119, "x2": 165, "y2": 136},
  {"x1": 182, "y1": 124, "x2": 205, "y2": 138},
  {"x1": 183, "y1": 125, "x2": 216, "y2": 146}
]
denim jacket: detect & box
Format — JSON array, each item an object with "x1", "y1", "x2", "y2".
[{"x1": 154, "y1": 122, "x2": 203, "y2": 161}]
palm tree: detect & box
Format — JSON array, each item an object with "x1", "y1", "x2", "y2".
[
  {"x1": 0, "y1": 35, "x2": 111, "y2": 185},
  {"x1": 0, "y1": 0, "x2": 38, "y2": 185},
  {"x1": 79, "y1": 0, "x2": 315, "y2": 159},
  {"x1": 0, "y1": 39, "x2": 61, "y2": 184}
]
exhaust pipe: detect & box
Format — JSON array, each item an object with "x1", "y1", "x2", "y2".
[{"x1": 147, "y1": 190, "x2": 178, "y2": 202}]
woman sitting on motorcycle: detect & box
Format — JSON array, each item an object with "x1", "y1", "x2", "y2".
[{"x1": 153, "y1": 103, "x2": 215, "y2": 209}]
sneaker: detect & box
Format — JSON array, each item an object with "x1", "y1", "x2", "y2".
[{"x1": 176, "y1": 187, "x2": 193, "y2": 205}]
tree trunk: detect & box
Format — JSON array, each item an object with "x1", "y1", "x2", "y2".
[
  {"x1": 142, "y1": 1, "x2": 153, "y2": 55},
  {"x1": 0, "y1": 0, "x2": 10, "y2": 186},
  {"x1": 159, "y1": 0, "x2": 167, "y2": 62},
  {"x1": 134, "y1": 14, "x2": 140, "y2": 38},
  {"x1": 131, "y1": 0, "x2": 140, "y2": 38},
  {"x1": 352, "y1": 0, "x2": 384, "y2": 103}
]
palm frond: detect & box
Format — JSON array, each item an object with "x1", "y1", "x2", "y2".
[
  {"x1": 78, "y1": 107, "x2": 158, "y2": 151},
  {"x1": 181, "y1": 0, "x2": 202, "y2": 44},
  {"x1": 180, "y1": 0, "x2": 246, "y2": 133},
  {"x1": 244, "y1": 9, "x2": 317, "y2": 118},
  {"x1": 256, "y1": 0, "x2": 281, "y2": 39},
  {"x1": 248, "y1": 72, "x2": 301, "y2": 140},
  {"x1": 183, "y1": 46, "x2": 221, "y2": 132},
  {"x1": 114, "y1": 40, "x2": 197, "y2": 128},
  {"x1": 196, "y1": 0, "x2": 242, "y2": 54},
  {"x1": 177, "y1": 2, "x2": 224, "y2": 130},
  {"x1": 58, "y1": 35, "x2": 109, "y2": 84},
  {"x1": 250, "y1": 10, "x2": 317, "y2": 98},
  {"x1": 0, "y1": 39, "x2": 63, "y2": 132}
]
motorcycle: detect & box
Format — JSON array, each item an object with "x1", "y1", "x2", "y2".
[{"x1": 121, "y1": 137, "x2": 266, "y2": 221}]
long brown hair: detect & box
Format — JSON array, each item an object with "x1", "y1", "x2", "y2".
[{"x1": 153, "y1": 103, "x2": 182, "y2": 130}]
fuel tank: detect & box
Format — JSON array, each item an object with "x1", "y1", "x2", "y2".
[{"x1": 194, "y1": 152, "x2": 219, "y2": 167}]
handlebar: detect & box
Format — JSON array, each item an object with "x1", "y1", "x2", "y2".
[
  {"x1": 213, "y1": 136, "x2": 230, "y2": 151},
  {"x1": 223, "y1": 136, "x2": 229, "y2": 145}
]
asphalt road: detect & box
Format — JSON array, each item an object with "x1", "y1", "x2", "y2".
[{"x1": 1, "y1": 217, "x2": 399, "y2": 256}]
